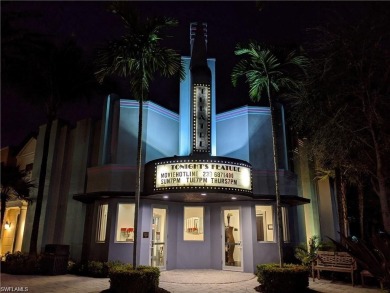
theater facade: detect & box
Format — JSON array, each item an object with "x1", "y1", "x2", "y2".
[{"x1": 7, "y1": 23, "x2": 338, "y2": 273}]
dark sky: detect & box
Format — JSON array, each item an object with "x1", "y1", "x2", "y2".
[{"x1": 1, "y1": 1, "x2": 370, "y2": 148}]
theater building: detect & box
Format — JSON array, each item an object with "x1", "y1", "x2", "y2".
[{"x1": 2, "y1": 23, "x2": 339, "y2": 273}]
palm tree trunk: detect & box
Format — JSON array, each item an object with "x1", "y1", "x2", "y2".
[
  {"x1": 377, "y1": 169, "x2": 390, "y2": 234},
  {"x1": 371, "y1": 131, "x2": 390, "y2": 234},
  {"x1": 29, "y1": 117, "x2": 53, "y2": 255},
  {"x1": 133, "y1": 95, "x2": 143, "y2": 269},
  {"x1": 341, "y1": 178, "x2": 348, "y2": 236},
  {"x1": 334, "y1": 169, "x2": 344, "y2": 236},
  {"x1": 335, "y1": 168, "x2": 348, "y2": 238},
  {"x1": 357, "y1": 182, "x2": 364, "y2": 240},
  {"x1": 268, "y1": 98, "x2": 284, "y2": 267}
]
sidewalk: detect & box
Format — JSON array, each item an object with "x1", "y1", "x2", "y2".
[{"x1": 0, "y1": 270, "x2": 384, "y2": 293}]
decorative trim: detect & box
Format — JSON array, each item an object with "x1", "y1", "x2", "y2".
[
  {"x1": 120, "y1": 100, "x2": 179, "y2": 121},
  {"x1": 217, "y1": 106, "x2": 270, "y2": 122}
]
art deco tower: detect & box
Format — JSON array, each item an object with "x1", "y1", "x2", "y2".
[{"x1": 190, "y1": 22, "x2": 212, "y2": 155}]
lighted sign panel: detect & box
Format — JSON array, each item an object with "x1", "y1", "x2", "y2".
[
  {"x1": 193, "y1": 84, "x2": 211, "y2": 153},
  {"x1": 153, "y1": 159, "x2": 252, "y2": 193}
]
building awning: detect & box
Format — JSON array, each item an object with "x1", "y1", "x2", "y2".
[{"x1": 73, "y1": 191, "x2": 310, "y2": 206}]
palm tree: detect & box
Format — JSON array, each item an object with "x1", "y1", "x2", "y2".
[
  {"x1": 1, "y1": 164, "x2": 34, "y2": 234},
  {"x1": 231, "y1": 42, "x2": 308, "y2": 267},
  {"x1": 94, "y1": 2, "x2": 183, "y2": 268}
]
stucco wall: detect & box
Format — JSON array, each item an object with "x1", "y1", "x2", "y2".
[
  {"x1": 63, "y1": 119, "x2": 94, "y2": 260},
  {"x1": 217, "y1": 106, "x2": 297, "y2": 196},
  {"x1": 21, "y1": 119, "x2": 92, "y2": 260},
  {"x1": 216, "y1": 106, "x2": 274, "y2": 169},
  {"x1": 216, "y1": 109, "x2": 250, "y2": 161},
  {"x1": 22, "y1": 121, "x2": 64, "y2": 253},
  {"x1": 88, "y1": 99, "x2": 180, "y2": 194},
  {"x1": 144, "y1": 103, "x2": 179, "y2": 162},
  {"x1": 115, "y1": 100, "x2": 179, "y2": 166}
]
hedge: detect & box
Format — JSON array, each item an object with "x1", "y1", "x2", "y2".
[
  {"x1": 256, "y1": 263, "x2": 309, "y2": 293},
  {"x1": 3, "y1": 252, "x2": 42, "y2": 275},
  {"x1": 109, "y1": 265, "x2": 160, "y2": 293}
]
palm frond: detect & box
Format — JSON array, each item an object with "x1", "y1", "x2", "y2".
[
  {"x1": 232, "y1": 40, "x2": 309, "y2": 104},
  {"x1": 231, "y1": 59, "x2": 250, "y2": 87},
  {"x1": 1, "y1": 164, "x2": 34, "y2": 203},
  {"x1": 314, "y1": 168, "x2": 335, "y2": 181},
  {"x1": 94, "y1": 7, "x2": 181, "y2": 102}
]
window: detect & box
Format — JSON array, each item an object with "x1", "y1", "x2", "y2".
[
  {"x1": 96, "y1": 204, "x2": 108, "y2": 242},
  {"x1": 184, "y1": 206, "x2": 204, "y2": 241},
  {"x1": 282, "y1": 207, "x2": 290, "y2": 242},
  {"x1": 255, "y1": 205, "x2": 290, "y2": 242},
  {"x1": 255, "y1": 205, "x2": 274, "y2": 242},
  {"x1": 116, "y1": 203, "x2": 135, "y2": 242}
]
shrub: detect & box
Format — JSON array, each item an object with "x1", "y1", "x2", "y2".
[
  {"x1": 67, "y1": 260, "x2": 77, "y2": 274},
  {"x1": 109, "y1": 265, "x2": 160, "y2": 293},
  {"x1": 256, "y1": 263, "x2": 309, "y2": 293},
  {"x1": 4, "y1": 252, "x2": 42, "y2": 275},
  {"x1": 294, "y1": 236, "x2": 320, "y2": 268},
  {"x1": 67, "y1": 260, "x2": 88, "y2": 275},
  {"x1": 87, "y1": 261, "x2": 106, "y2": 277},
  {"x1": 294, "y1": 235, "x2": 336, "y2": 268},
  {"x1": 67, "y1": 260, "x2": 126, "y2": 278},
  {"x1": 106, "y1": 260, "x2": 126, "y2": 272}
]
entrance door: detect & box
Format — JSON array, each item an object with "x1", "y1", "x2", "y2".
[
  {"x1": 151, "y1": 207, "x2": 167, "y2": 269},
  {"x1": 222, "y1": 207, "x2": 243, "y2": 271}
]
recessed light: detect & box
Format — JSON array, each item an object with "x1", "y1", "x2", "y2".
[
  {"x1": 231, "y1": 197, "x2": 237, "y2": 200},
  {"x1": 163, "y1": 195, "x2": 169, "y2": 199},
  {"x1": 201, "y1": 193, "x2": 207, "y2": 196}
]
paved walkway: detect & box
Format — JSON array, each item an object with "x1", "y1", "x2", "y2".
[{"x1": 0, "y1": 270, "x2": 384, "y2": 293}]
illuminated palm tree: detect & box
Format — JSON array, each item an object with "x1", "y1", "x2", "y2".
[
  {"x1": 231, "y1": 42, "x2": 308, "y2": 267},
  {"x1": 95, "y1": 2, "x2": 183, "y2": 268}
]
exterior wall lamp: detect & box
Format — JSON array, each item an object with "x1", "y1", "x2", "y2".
[{"x1": 4, "y1": 221, "x2": 11, "y2": 230}]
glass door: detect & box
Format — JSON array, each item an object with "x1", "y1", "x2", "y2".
[
  {"x1": 222, "y1": 207, "x2": 243, "y2": 271},
  {"x1": 151, "y1": 207, "x2": 167, "y2": 269}
]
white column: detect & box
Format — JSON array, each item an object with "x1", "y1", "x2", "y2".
[{"x1": 14, "y1": 205, "x2": 27, "y2": 252}]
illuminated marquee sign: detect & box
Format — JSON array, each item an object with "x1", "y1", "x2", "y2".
[{"x1": 154, "y1": 160, "x2": 252, "y2": 193}]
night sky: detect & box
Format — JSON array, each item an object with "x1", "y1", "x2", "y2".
[{"x1": 1, "y1": 1, "x2": 371, "y2": 148}]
